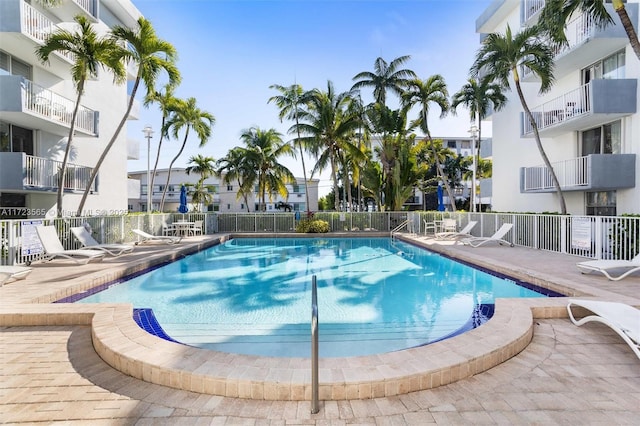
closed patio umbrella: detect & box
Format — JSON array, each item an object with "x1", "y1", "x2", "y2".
[{"x1": 178, "y1": 185, "x2": 188, "y2": 215}]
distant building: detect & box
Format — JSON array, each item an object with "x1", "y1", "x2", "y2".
[
  {"x1": 0, "y1": 0, "x2": 143, "y2": 218},
  {"x1": 127, "y1": 168, "x2": 320, "y2": 213}
]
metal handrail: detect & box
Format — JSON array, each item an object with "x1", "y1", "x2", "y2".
[
  {"x1": 391, "y1": 219, "x2": 410, "y2": 239},
  {"x1": 311, "y1": 275, "x2": 319, "y2": 414}
]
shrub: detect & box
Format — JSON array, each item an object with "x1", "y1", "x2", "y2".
[{"x1": 296, "y1": 218, "x2": 330, "y2": 233}]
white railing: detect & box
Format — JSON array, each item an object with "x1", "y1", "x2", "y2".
[
  {"x1": 2, "y1": 212, "x2": 639, "y2": 266},
  {"x1": 20, "y1": 1, "x2": 75, "y2": 63},
  {"x1": 21, "y1": 79, "x2": 96, "y2": 134},
  {"x1": 523, "y1": 83, "x2": 590, "y2": 134},
  {"x1": 523, "y1": 0, "x2": 545, "y2": 23},
  {"x1": 523, "y1": 156, "x2": 590, "y2": 191},
  {"x1": 24, "y1": 155, "x2": 95, "y2": 192},
  {"x1": 73, "y1": 0, "x2": 97, "y2": 17}
]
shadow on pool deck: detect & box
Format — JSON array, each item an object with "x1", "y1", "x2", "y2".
[{"x1": 0, "y1": 232, "x2": 639, "y2": 423}]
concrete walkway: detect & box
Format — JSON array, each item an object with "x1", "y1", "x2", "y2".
[{"x1": 1, "y1": 234, "x2": 639, "y2": 424}]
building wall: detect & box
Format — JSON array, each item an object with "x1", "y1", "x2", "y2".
[
  {"x1": 478, "y1": 0, "x2": 640, "y2": 215},
  {"x1": 0, "y1": 0, "x2": 142, "y2": 218}
]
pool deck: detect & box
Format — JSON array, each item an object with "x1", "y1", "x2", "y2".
[{"x1": 1, "y1": 232, "x2": 639, "y2": 424}]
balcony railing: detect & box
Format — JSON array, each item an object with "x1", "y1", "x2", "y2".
[
  {"x1": 522, "y1": 0, "x2": 545, "y2": 23},
  {"x1": 21, "y1": 78, "x2": 97, "y2": 134},
  {"x1": 20, "y1": 1, "x2": 74, "y2": 63},
  {"x1": 521, "y1": 154, "x2": 636, "y2": 193},
  {"x1": 523, "y1": 156, "x2": 589, "y2": 192},
  {"x1": 73, "y1": 0, "x2": 97, "y2": 17},
  {"x1": 522, "y1": 83, "x2": 590, "y2": 134},
  {"x1": 24, "y1": 155, "x2": 96, "y2": 192}
]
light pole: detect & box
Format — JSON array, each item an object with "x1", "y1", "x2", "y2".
[
  {"x1": 142, "y1": 125, "x2": 154, "y2": 214},
  {"x1": 468, "y1": 125, "x2": 478, "y2": 213}
]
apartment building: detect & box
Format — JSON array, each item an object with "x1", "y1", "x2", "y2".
[
  {"x1": 476, "y1": 0, "x2": 639, "y2": 215},
  {"x1": 0, "y1": 0, "x2": 142, "y2": 219},
  {"x1": 128, "y1": 168, "x2": 320, "y2": 213}
]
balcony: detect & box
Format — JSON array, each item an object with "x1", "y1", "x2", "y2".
[
  {"x1": 522, "y1": 0, "x2": 545, "y2": 25},
  {"x1": 521, "y1": 79, "x2": 637, "y2": 137},
  {"x1": 0, "y1": 75, "x2": 98, "y2": 136},
  {"x1": 520, "y1": 154, "x2": 636, "y2": 193},
  {"x1": 0, "y1": 0, "x2": 75, "y2": 78},
  {"x1": 0, "y1": 152, "x2": 97, "y2": 193},
  {"x1": 522, "y1": 3, "x2": 636, "y2": 81},
  {"x1": 127, "y1": 95, "x2": 140, "y2": 120}
]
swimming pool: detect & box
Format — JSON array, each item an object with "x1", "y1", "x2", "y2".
[{"x1": 76, "y1": 237, "x2": 557, "y2": 357}]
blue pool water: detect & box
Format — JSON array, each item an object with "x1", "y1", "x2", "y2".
[{"x1": 76, "y1": 237, "x2": 557, "y2": 357}]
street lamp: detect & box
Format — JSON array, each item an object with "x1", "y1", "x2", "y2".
[
  {"x1": 142, "y1": 125, "x2": 154, "y2": 214},
  {"x1": 468, "y1": 125, "x2": 478, "y2": 213}
]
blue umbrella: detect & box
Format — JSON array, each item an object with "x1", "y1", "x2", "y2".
[
  {"x1": 437, "y1": 184, "x2": 445, "y2": 211},
  {"x1": 178, "y1": 185, "x2": 188, "y2": 214}
]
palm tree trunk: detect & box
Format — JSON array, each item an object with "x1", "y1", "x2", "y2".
[
  {"x1": 476, "y1": 121, "x2": 482, "y2": 212},
  {"x1": 160, "y1": 129, "x2": 190, "y2": 211},
  {"x1": 294, "y1": 112, "x2": 311, "y2": 213},
  {"x1": 426, "y1": 132, "x2": 456, "y2": 211},
  {"x1": 330, "y1": 155, "x2": 340, "y2": 211},
  {"x1": 149, "y1": 116, "x2": 168, "y2": 208},
  {"x1": 515, "y1": 81, "x2": 567, "y2": 214},
  {"x1": 57, "y1": 82, "x2": 83, "y2": 217},
  {"x1": 76, "y1": 78, "x2": 141, "y2": 216},
  {"x1": 614, "y1": 2, "x2": 640, "y2": 61}
]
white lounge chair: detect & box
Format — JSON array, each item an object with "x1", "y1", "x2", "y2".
[
  {"x1": 461, "y1": 223, "x2": 514, "y2": 247},
  {"x1": 133, "y1": 229, "x2": 182, "y2": 245},
  {"x1": 436, "y1": 220, "x2": 478, "y2": 240},
  {"x1": 576, "y1": 253, "x2": 640, "y2": 281},
  {"x1": 71, "y1": 226, "x2": 134, "y2": 257},
  {"x1": 567, "y1": 299, "x2": 640, "y2": 360},
  {"x1": 0, "y1": 265, "x2": 32, "y2": 286},
  {"x1": 35, "y1": 226, "x2": 105, "y2": 264}
]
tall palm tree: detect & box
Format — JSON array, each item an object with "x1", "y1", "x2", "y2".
[
  {"x1": 471, "y1": 24, "x2": 567, "y2": 214},
  {"x1": 159, "y1": 97, "x2": 215, "y2": 211},
  {"x1": 351, "y1": 56, "x2": 417, "y2": 106},
  {"x1": 451, "y1": 77, "x2": 506, "y2": 210},
  {"x1": 296, "y1": 81, "x2": 364, "y2": 211},
  {"x1": 145, "y1": 83, "x2": 180, "y2": 198},
  {"x1": 185, "y1": 154, "x2": 216, "y2": 211},
  {"x1": 76, "y1": 17, "x2": 180, "y2": 216},
  {"x1": 239, "y1": 127, "x2": 295, "y2": 212},
  {"x1": 540, "y1": 0, "x2": 640, "y2": 61},
  {"x1": 36, "y1": 15, "x2": 124, "y2": 217},
  {"x1": 402, "y1": 75, "x2": 457, "y2": 211},
  {"x1": 216, "y1": 147, "x2": 255, "y2": 212},
  {"x1": 268, "y1": 84, "x2": 315, "y2": 213}
]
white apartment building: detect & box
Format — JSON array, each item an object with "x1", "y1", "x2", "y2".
[
  {"x1": 128, "y1": 168, "x2": 320, "y2": 213},
  {"x1": 0, "y1": 0, "x2": 142, "y2": 219},
  {"x1": 477, "y1": 0, "x2": 639, "y2": 215}
]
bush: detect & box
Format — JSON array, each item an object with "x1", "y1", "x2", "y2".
[{"x1": 296, "y1": 218, "x2": 330, "y2": 233}]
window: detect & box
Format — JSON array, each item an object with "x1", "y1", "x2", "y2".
[
  {"x1": 581, "y1": 121, "x2": 621, "y2": 155},
  {"x1": 227, "y1": 185, "x2": 233, "y2": 191},
  {"x1": 586, "y1": 191, "x2": 616, "y2": 216},
  {"x1": 583, "y1": 50, "x2": 625, "y2": 83},
  {"x1": 447, "y1": 140, "x2": 456, "y2": 148},
  {"x1": 0, "y1": 50, "x2": 32, "y2": 79},
  {"x1": 227, "y1": 204, "x2": 231, "y2": 210},
  {"x1": 0, "y1": 122, "x2": 34, "y2": 155}
]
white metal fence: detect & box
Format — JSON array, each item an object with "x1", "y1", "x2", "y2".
[{"x1": 1, "y1": 212, "x2": 638, "y2": 266}]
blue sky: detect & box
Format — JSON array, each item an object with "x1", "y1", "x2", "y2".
[{"x1": 127, "y1": 0, "x2": 493, "y2": 195}]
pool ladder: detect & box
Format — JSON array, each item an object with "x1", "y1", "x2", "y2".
[{"x1": 311, "y1": 275, "x2": 319, "y2": 414}]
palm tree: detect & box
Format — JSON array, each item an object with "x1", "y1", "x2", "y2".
[
  {"x1": 239, "y1": 127, "x2": 295, "y2": 212},
  {"x1": 185, "y1": 154, "x2": 216, "y2": 211},
  {"x1": 36, "y1": 15, "x2": 124, "y2": 217},
  {"x1": 540, "y1": 0, "x2": 640, "y2": 61},
  {"x1": 351, "y1": 56, "x2": 417, "y2": 106},
  {"x1": 217, "y1": 147, "x2": 255, "y2": 212},
  {"x1": 471, "y1": 24, "x2": 567, "y2": 214},
  {"x1": 159, "y1": 97, "x2": 215, "y2": 211},
  {"x1": 402, "y1": 75, "x2": 457, "y2": 211},
  {"x1": 76, "y1": 17, "x2": 180, "y2": 216},
  {"x1": 268, "y1": 83, "x2": 314, "y2": 213},
  {"x1": 296, "y1": 81, "x2": 364, "y2": 211},
  {"x1": 145, "y1": 83, "x2": 180, "y2": 199},
  {"x1": 451, "y1": 77, "x2": 506, "y2": 210}
]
